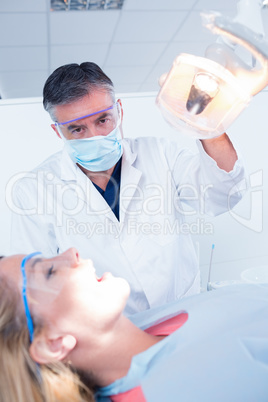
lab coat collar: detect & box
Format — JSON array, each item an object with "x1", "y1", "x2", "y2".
[
  {"x1": 60, "y1": 147, "x2": 78, "y2": 182},
  {"x1": 59, "y1": 148, "x2": 118, "y2": 223},
  {"x1": 120, "y1": 139, "x2": 142, "y2": 224},
  {"x1": 121, "y1": 138, "x2": 137, "y2": 165},
  {"x1": 58, "y1": 140, "x2": 143, "y2": 225}
]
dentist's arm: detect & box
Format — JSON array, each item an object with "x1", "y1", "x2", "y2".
[{"x1": 201, "y1": 133, "x2": 238, "y2": 172}]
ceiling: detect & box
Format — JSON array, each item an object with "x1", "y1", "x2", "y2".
[{"x1": 0, "y1": 0, "x2": 267, "y2": 99}]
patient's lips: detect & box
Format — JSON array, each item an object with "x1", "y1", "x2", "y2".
[{"x1": 97, "y1": 272, "x2": 113, "y2": 282}]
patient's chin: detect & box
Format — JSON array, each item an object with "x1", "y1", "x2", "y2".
[{"x1": 114, "y1": 277, "x2": 131, "y2": 301}]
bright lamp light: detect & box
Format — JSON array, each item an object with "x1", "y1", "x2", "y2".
[{"x1": 156, "y1": 1, "x2": 268, "y2": 139}]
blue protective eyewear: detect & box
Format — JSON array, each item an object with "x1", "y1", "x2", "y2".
[
  {"x1": 55, "y1": 104, "x2": 116, "y2": 126},
  {"x1": 21, "y1": 252, "x2": 41, "y2": 342}
]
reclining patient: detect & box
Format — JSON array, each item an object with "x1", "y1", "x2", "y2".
[{"x1": 0, "y1": 247, "x2": 267, "y2": 402}]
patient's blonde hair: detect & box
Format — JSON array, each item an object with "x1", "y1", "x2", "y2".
[{"x1": 0, "y1": 276, "x2": 94, "y2": 402}]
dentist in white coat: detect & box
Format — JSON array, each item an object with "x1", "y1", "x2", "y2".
[{"x1": 10, "y1": 62, "x2": 245, "y2": 315}]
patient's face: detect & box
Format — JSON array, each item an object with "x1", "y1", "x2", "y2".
[{"x1": 0, "y1": 248, "x2": 130, "y2": 335}]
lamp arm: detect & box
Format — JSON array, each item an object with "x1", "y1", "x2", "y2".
[{"x1": 202, "y1": 11, "x2": 268, "y2": 95}]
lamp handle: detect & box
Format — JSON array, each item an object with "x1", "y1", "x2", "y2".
[{"x1": 202, "y1": 11, "x2": 268, "y2": 95}]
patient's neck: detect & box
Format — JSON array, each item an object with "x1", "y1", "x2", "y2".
[{"x1": 73, "y1": 316, "x2": 164, "y2": 387}]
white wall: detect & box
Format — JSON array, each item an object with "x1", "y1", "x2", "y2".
[{"x1": 1, "y1": 91, "x2": 268, "y2": 288}]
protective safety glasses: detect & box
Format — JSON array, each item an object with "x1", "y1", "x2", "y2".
[
  {"x1": 21, "y1": 253, "x2": 71, "y2": 342},
  {"x1": 21, "y1": 252, "x2": 41, "y2": 342},
  {"x1": 55, "y1": 101, "x2": 121, "y2": 140}
]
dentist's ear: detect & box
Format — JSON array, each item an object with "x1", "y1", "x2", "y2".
[
  {"x1": 117, "y1": 99, "x2": 124, "y2": 122},
  {"x1": 29, "y1": 332, "x2": 77, "y2": 364},
  {"x1": 51, "y1": 123, "x2": 62, "y2": 139}
]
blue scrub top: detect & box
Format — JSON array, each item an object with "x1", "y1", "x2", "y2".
[{"x1": 93, "y1": 157, "x2": 122, "y2": 221}]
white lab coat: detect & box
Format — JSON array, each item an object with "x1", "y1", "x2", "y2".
[{"x1": 9, "y1": 137, "x2": 245, "y2": 315}]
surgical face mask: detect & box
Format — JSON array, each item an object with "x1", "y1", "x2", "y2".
[
  {"x1": 63, "y1": 124, "x2": 123, "y2": 172},
  {"x1": 55, "y1": 102, "x2": 123, "y2": 172}
]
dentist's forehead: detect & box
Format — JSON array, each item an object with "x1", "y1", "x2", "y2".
[{"x1": 54, "y1": 91, "x2": 114, "y2": 121}]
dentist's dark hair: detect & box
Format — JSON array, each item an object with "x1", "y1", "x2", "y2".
[{"x1": 43, "y1": 62, "x2": 115, "y2": 121}]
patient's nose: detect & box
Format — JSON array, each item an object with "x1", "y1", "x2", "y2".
[{"x1": 61, "y1": 247, "x2": 80, "y2": 267}]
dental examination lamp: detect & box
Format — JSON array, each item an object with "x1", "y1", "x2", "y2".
[{"x1": 156, "y1": 0, "x2": 268, "y2": 139}]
